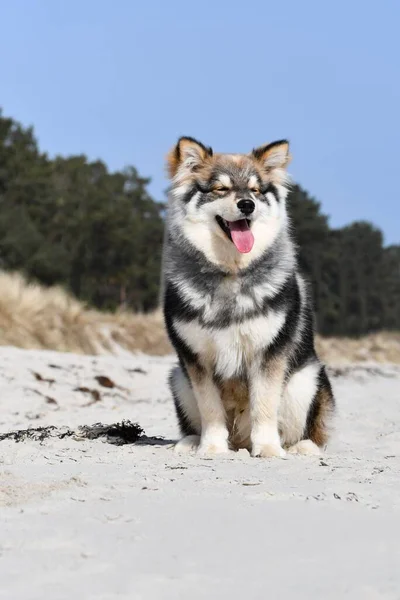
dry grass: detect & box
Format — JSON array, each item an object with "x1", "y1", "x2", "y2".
[
  {"x1": 0, "y1": 272, "x2": 171, "y2": 356},
  {"x1": 0, "y1": 271, "x2": 399, "y2": 364},
  {"x1": 316, "y1": 333, "x2": 400, "y2": 365}
]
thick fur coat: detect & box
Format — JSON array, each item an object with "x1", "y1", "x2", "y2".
[{"x1": 163, "y1": 137, "x2": 334, "y2": 457}]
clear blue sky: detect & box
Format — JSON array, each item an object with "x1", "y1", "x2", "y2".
[{"x1": 1, "y1": 0, "x2": 399, "y2": 244}]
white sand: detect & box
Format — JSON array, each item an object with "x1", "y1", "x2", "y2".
[{"x1": 0, "y1": 346, "x2": 400, "y2": 599}]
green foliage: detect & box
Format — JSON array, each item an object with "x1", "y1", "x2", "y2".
[
  {"x1": 0, "y1": 110, "x2": 164, "y2": 311},
  {"x1": 0, "y1": 109, "x2": 399, "y2": 333},
  {"x1": 289, "y1": 185, "x2": 400, "y2": 335}
]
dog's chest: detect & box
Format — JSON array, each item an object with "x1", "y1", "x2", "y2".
[
  {"x1": 201, "y1": 277, "x2": 256, "y2": 322},
  {"x1": 174, "y1": 308, "x2": 285, "y2": 378}
]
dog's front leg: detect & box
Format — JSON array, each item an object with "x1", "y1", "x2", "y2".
[
  {"x1": 187, "y1": 366, "x2": 229, "y2": 454},
  {"x1": 249, "y1": 357, "x2": 287, "y2": 458}
]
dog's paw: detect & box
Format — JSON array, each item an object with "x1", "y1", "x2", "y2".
[
  {"x1": 287, "y1": 440, "x2": 321, "y2": 456},
  {"x1": 174, "y1": 435, "x2": 200, "y2": 453},
  {"x1": 251, "y1": 444, "x2": 286, "y2": 458},
  {"x1": 197, "y1": 441, "x2": 230, "y2": 456}
]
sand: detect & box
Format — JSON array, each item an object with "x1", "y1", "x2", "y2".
[{"x1": 0, "y1": 346, "x2": 400, "y2": 599}]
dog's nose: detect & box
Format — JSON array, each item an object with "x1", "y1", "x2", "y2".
[{"x1": 237, "y1": 199, "x2": 255, "y2": 215}]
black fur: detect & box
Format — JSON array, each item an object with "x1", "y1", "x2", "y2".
[
  {"x1": 164, "y1": 284, "x2": 199, "y2": 366},
  {"x1": 304, "y1": 366, "x2": 335, "y2": 442},
  {"x1": 260, "y1": 183, "x2": 280, "y2": 203},
  {"x1": 263, "y1": 276, "x2": 301, "y2": 367},
  {"x1": 169, "y1": 370, "x2": 198, "y2": 436}
]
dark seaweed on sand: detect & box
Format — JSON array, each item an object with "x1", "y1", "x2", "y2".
[
  {"x1": 76, "y1": 421, "x2": 144, "y2": 444},
  {"x1": 0, "y1": 420, "x2": 144, "y2": 446}
]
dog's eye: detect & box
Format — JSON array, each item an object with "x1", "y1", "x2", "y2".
[
  {"x1": 213, "y1": 187, "x2": 230, "y2": 193},
  {"x1": 250, "y1": 188, "x2": 260, "y2": 193}
]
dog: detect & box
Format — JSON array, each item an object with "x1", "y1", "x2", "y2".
[{"x1": 162, "y1": 136, "x2": 335, "y2": 457}]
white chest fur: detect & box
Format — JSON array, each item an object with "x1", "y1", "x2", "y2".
[{"x1": 174, "y1": 310, "x2": 285, "y2": 378}]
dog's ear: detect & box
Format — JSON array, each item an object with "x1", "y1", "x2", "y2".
[
  {"x1": 166, "y1": 136, "x2": 213, "y2": 179},
  {"x1": 251, "y1": 140, "x2": 290, "y2": 171}
]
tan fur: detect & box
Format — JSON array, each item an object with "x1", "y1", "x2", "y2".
[
  {"x1": 166, "y1": 138, "x2": 213, "y2": 179},
  {"x1": 252, "y1": 141, "x2": 291, "y2": 170},
  {"x1": 216, "y1": 356, "x2": 288, "y2": 452},
  {"x1": 308, "y1": 385, "x2": 334, "y2": 448},
  {"x1": 166, "y1": 140, "x2": 289, "y2": 188},
  {"x1": 186, "y1": 363, "x2": 205, "y2": 385},
  {"x1": 219, "y1": 378, "x2": 251, "y2": 449}
]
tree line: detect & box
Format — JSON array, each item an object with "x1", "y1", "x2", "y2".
[{"x1": 0, "y1": 109, "x2": 398, "y2": 335}]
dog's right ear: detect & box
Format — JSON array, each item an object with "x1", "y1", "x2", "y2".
[{"x1": 166, "y1": 137, "x2": 213, "y2": 179}]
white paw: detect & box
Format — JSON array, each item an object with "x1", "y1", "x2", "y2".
[
  {"x1": 287, "y1": 440, "x2": 321, "y2": 456},
  {"x1": 197, "y1": 426, "x2": 229, "y2": 456},
  {"x1": 197, "y1": 441, "x2": 230, "y2": 455},
  {"x1": 174, "y1": 435, "x2": 200, "y2": 453},
  {"x1": 251, "y1": 444, "x2": 286, "y2": 458}
]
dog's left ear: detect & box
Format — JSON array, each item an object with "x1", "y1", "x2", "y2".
[
  {"x1": 251, "y1": 140, "x2": 290, "y2": 171},
  {"x1": 166, "y1": 136, "x2": 213, "y2": 179}
]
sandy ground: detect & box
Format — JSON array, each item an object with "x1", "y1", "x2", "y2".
[{"x1": 0, "y1": 346, "x2": 400, "y2": 600}]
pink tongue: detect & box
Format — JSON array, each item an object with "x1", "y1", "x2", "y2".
[{"x1": 228, "y1": 219, "x2": 255, "y2": 253}]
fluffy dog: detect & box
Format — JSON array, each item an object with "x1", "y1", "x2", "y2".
[{"x1": 163, "y1": 137, "x2": 334, "y2": 457}]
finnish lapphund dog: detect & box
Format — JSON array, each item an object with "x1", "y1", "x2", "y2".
[{"x1": 163, "y1": 137, "x2": 334, "y2": 457}]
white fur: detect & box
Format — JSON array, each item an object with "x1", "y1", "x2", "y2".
[
  {"x1": 263, "y1": 145, "x2": 288, "y2": 169},
  {"x1": 174, "y1": 311, "x2": 286, "y2": 379},
  {"x1": 249, "y1": 361, "x2": 287, "y2": 457},
  {"x1": 252, "y1": 443, "x2": 287, "y2": 458},
  {"x1": 275, "y1": 183, "x2": 289, "y2": 201},
  {"x1": 191, "y1": 377, "x2": 229, "y2": 454},
  {"x1": 251, "y1": 423, "x2": 286, "y2": 457},
  {"x1": 170, "y1": 278, "x2": 209, "y2": 310},
  {"x1": 171, "y1": 183, "x2": 189, "y2": 199},
  {"x1": 279, "y1": 362, "x2": 320, "y2": 447},
  {"x1": 201, "y1": 278, "x2": 256, "y2": 322},
  {"x1": 232, "y1": 293, "x2": 256, "y2": 313},
  {"x1": 287, "y1": 440, "x2": 321, "y2": 456},
  {"x1": 170, "y1": 367, "x2": 201, "y2": 433},
  {"x1": 217, "y1": 174, "x2": 232, "y2": 188},
  {"x1": 172, "y1": 365, "x2": 229, "y2": 454},
  {"x1": 266, "y1": 191, "x2": 280, "y2": 218},
  {"x1": 173, "y1": 146, "x2": 205, "y2": 183},
  {"x1": 252, "y1": 274, "x2": 288, "y2": 304},
  {"x1": 179, "y1": 215, "x2": 284, "y2": 272},
  {"x1": 252, "y1": 250, "x2": 296, "y2": 303},
  {"x1": 174, "y1": 435, "x2": 200, "y2": 453},
  {"x1": 248, "y1": 175, "x2": 258, "y2": 189},
  {"x1": 168, "y1": 277, "x2": 257, "y2": 325},
  {"x1": 291, "y1": 273, "x2": 307, "y2": 346},
  {"x1": 168, "y1": 171, "x2": 289, "y2": 272}
]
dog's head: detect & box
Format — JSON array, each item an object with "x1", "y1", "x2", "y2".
[{"x1": 166, "y1": 137, "x2": 291, "y2": 269}]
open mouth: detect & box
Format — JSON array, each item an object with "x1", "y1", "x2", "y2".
[{"x1": 215, "y1": 216, "x2": 255, "y2": 254}]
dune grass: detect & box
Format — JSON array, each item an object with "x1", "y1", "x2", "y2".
[
  {"x1": 0, "y1": 271, "x2": 399, "y2": 364},
  {"x1": 0, "y1": 272, "x2": 170, "y2": 356}
]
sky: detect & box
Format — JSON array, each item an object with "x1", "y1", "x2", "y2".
[{"x1": 1, "y1": 0, "x2": 399, "y2": 244}]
